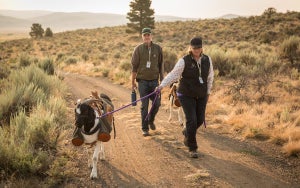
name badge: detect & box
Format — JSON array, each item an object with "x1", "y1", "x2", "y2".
[
  {"x1": 146, "y1": 61, "x2": 151, "y2": 68},
  {"x1": 199, "y1": 77, "x2": 204, "y2": 84}
]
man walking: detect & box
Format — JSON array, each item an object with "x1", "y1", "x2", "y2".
[{"x1": 131, "y1": 27, "x2": 164, "y2": 136}]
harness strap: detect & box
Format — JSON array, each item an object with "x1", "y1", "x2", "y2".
[
  {"x1": 112, "y1": 117, "x2": 116, "y2": 139},
  {"x1": 79, "y1": 97, "x2": 116, "y2": 137}
]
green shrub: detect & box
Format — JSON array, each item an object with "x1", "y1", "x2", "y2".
[
  {"x1": 82, "y1": 53, "x2": 89, "y2": 61},
  {"x1": 290, "y1": 68, "x2": 299, "y2": 80},
  {"x1": 0, "y1": 64, "x2": 10, "y2": 79},
  {"x1": 0, "y1": 99, "x2": 66, "y2": 176},
  {"x1": 44, "y1": 27, "x2": 53, "y2": 37},
  {"x1": 280, "y1": 36, "x2": 300, "y2": 66},
  {"x1": 163, "y1": 49, "x2": 178, "y2": 73},
  {"x1": 38, "y1": 58, "x2": 55, "y2": 75},
  {"x1": 0, "y1": 64, "x2": 67, "y2": 178},
  {"x1": 56, "y1": 53, "x2": 65, "y2": 61},
  {"x1": 18, "y1": 53, "x2": 32, "y2": 67},
  {"x1": 119, "y1": 61, "x2": 131, "y2": 71},
  {"x1": 0, "y1": 64, "x2": 64, "y2": 125},
  {"x1": 65, "y1": 57, "x2": 77, "y2": 65},
  {"x1": 208, "y1": 47, "x2": 231, "y2": 77},
  {"x1": 101, "y1": 68, "x2": 109, "y2": 77},
  {"x1": 115, "y1": 70, "x2": 130, "y2": 79},
  {"x1": 114, "y1": 52, "x2": 121, "y2": 59},
  {"x1": 239, "y1": 51, "x2": 258, "y2": 66},
  {"x1": 259, "y1": 31, "x2": 277, "y2": 44}
]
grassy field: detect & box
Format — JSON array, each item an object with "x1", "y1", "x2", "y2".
[{"x1": 0, "y1": 32, "x2": 29, "y2": 42}]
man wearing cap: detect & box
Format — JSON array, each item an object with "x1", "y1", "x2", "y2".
[
  {"x1": 155, "y1": 37, "x2": 214, "y2": 158},
  {"x1": 131, "y1": 27, "x2": 164, "y2": 136}
]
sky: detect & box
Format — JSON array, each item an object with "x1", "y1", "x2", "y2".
[{"x1": 1, "y1": 0, "x2": 300, "y2": 19}]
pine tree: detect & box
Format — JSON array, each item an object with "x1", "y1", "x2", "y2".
[
  {"x1": 126, "y1": 0, "x2": 155, "y2": 34},
  {"x1": 45, "y1": 27, "x2": 53, "y2": 37},
  {"x1": 29, "y1": 23, "x2": 44, "y2": 38}
]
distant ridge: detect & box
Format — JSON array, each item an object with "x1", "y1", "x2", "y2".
[
  {"x1": 0, "y1": 9, "x2": 52, "y2": 19},
  {"x1": 0, "y1": 9, "x2": 240, "y2": 33},
  {"x1": 30, "y1": 12, "x2": 128, "y2": 31},
  {"x1": 0, "y1": 15, "x2": 31, "y2": 32},
  {"x1": 219, "y1": 14, "x2": 242, "y2": 19},
  {"x1": 0, "y1": 9, "x2": 202, "y2": 32}
]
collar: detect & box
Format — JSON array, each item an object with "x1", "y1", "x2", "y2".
[
  {"x1": 190, "y1": 53, "x2": 203, "y2": 62},
  {"x1": 143, "y1": 41, "x2": 153, "y2": 48}
]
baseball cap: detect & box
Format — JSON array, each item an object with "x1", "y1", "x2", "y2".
[
  {"x1": 142, "y1": 28, "x2": 151, "y2": 34},
  {"x1": 190, "y1": 37, "x2": 202, "y2": 48}
]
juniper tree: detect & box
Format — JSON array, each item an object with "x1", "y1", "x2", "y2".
[
  {"x1": 45, "y1": 27, "x2": 53, "y2": 37},
  {"x1": 29, "y1": 23, "x2": 44, "y2": 38},
  {"x1": 126, "y1": 0, "x2": 155, "y2": 34}
]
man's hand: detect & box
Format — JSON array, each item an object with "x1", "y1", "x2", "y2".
[
  {"x1": 132, "y1": 83, "x2": 137, "y2": 91},
  {"x1": 131, "y1": 72, "x2": 137, "y2": 91}
]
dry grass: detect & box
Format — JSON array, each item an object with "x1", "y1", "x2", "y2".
[
  {"x1": 184, "y1": 169, "x2": 214, "y2": 187},
  {"x1": 1, "y1": 11, "x2": 300, "y2": 157},
  {"x1": 0, "y1": 32, "x2": 29, "y2": 42},
  {"x1": 283, "y1": 140, "x2": 300, "y2": 157}
]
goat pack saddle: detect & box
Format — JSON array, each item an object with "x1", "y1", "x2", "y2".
[
  {"x1": 72, "y1": 91, "x2": 115, "y2": 146},
  {"x1": 169, "y1": 83, "x2": 181, "y2": 108}
]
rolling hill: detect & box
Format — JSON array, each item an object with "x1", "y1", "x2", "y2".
[{"x1": 0, "y1": 9, "x2": 197, "y2": 33}]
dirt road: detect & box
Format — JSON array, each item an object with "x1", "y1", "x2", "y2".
[{"x1": 62, "y1": 73, "x2": 299, "y2": 188}]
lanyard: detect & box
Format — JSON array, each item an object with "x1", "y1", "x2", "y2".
[
  {"x1": 196, "y1": 59, "x2": 202, "y2": 77},
  {"x1": 148, "y1": 47, "x2": 151, "y2": 62}
]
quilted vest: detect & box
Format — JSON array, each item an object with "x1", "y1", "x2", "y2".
[
  {"x1": 177, "y1": 54, "x2": 210, "y2": 98},
  {"x1": 136, "y1": 43, "x2": 162, "y2": 80}
]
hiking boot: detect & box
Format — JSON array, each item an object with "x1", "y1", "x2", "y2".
[
  {"x1": 189, "y1": 150, "x2": 199, "y2": 158},
  {"x1": 182, "y1": 128, "x2": 188, "y2": 147},
  {"x1": 142, "y1": 130, "x2": 150, "y2": 137},
  {"x1": 182, "y1": 127, "x2": 186, "y2": 136},
  {"x1": 183, "y1": 137, "x2": 188, "y2": 147},
  {"x1": 149, "y1": 122, "x2": 156, "y2": 130}
]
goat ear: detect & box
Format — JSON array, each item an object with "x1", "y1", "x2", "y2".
[
  {"x1": 75, "y1": 99, "x2": 81, "y2": 105},
  {"x1": 75, "y1": 105, "x2": 81, "y2": 114},
  {"x1": 91, "y1": 91, "x2": 100, "y2": 99}
]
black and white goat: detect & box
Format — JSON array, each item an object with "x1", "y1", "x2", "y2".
[{"x1": 72, "y1": 91, "x2": 114, "y2": 179}]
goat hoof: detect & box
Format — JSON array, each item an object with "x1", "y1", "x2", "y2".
[{"x1": 90, "y1": 173, "x2": 98, "y2": 179}]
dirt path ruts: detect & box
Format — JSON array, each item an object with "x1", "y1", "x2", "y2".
[{"x1": 62, "y1": 72, "x2": 299, "y2": 188}]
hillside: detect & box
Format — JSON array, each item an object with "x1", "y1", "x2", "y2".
[
  {"x1": 1, "y1": 10, "x2": 300, "y2": 59},
  {"x1": 0, "y1": 15, "x2": 31, "y2": 32},
  {"x1": 0, "y1": 9, "x2": 196, "y2": 32},
  {"x1": 0, "y1": 9, "x2": 52, "y2": 19},
  {"x1": 0, "y1": 10, "x2": 299, "y2": 186}
]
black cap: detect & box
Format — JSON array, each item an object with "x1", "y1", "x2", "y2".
[{"x1": 190, "y1": 37, "x2": 202, "y2": 48}]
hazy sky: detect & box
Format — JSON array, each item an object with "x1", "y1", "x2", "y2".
[{"x1": 1, "y1": 0, "x2": 300, "y2": 18}]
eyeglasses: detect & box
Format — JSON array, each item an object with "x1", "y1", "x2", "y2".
[{"x1": 143, "y1": 33, "x2": 151, "y2": 37}]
